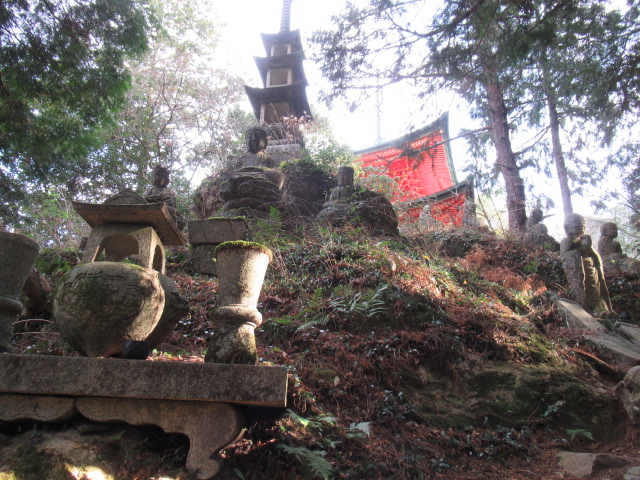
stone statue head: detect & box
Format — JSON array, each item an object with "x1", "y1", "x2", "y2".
[
  {"x1": 530, "y1": 208, "x2": 543, "y2": 223},
  {"x1": 245, "y1": 127, "x2": 268, "y2": 154},
  {"x1": 600, "y1": 222, "x2": 618, "y2": 239},
  {"x1": 152, "y1": 165, "x2": 170, "y2": 188},
  {"x1": 563, "y1": 213, "x2": 585, "y2": 237}
]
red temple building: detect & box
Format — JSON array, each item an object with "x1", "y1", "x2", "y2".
[{"x1": 355, "y1": 113, "x2": 474, "y2": 229}]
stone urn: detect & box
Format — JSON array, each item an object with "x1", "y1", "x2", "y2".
[
  {"x1": 53, "y1": 262, "x2": 166, "y2": 357},
  {"x1": 0, "y1": 232, "x2": 39, "y2": 352},
  {"x1": 205, "y1": 241, "x2": 272, "y2": 365}
]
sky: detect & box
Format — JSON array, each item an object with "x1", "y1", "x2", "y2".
[{"x1": 210, "y1": 0, "x2": 630, "y2": 241}]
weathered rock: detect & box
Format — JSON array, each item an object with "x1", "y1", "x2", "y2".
[
  {"x1": 219, "y1": 169, "x2": 283, "y2": 202},
  {"x1": 598, "y1": 222, "x2": 640, "y2": 277},
  {"x1": 281, "y1": 160, "x2": 335, "y2": 217},
  {"x1": 625, "y1": 466, "x2": 640, "y2": 480},
  {"x1": 558, "y1": 452, "x2": 632, "y2": 478},
  {"x1": 317, "y1": 191, "x2": 399, "y2": 236},
  {"x1": 616, "y1": 365, "x2": 640, "y2": 425},
  {"x1": 53, "y1": 262, "x2": 165, "y2": 357},
  {"x1": 555, "y1": 298, "x2": 606, "y2": 332}
]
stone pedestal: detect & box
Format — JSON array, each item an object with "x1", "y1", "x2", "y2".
[
  {"x1": 0, "y1": 232, "x2": 39, "y2": 352},
  {"x1": 188, "y1": 218, "x2": 249, "y2": 276},
  {"x1": 0, "y1": 354, "x2": 287, "y2": 479},
  {"x1": 205, "y1": 242, "x2": 272, "y2": 364}
]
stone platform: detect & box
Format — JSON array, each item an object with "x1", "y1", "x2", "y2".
[
  {"x1": 0, "y1": 355, "x2": 288, "y2": 479},
  {"x1": 555, "y1": 298, "x2": 640, "y2": 368}
]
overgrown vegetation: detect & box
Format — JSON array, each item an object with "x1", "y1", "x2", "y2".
[{"x1": 8, "y1": 223, "x2": 639, "y2": 479}]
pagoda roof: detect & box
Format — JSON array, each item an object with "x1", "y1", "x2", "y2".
[
  {"x1": 260, "y1": 29, "x2": 303, "y2": 55},
  {"x1": 244, "y1": 82, "x2": 312, "y2": 120},
  {"x1": 253, "y1": 52, "x2": 308, "y2": 88}
]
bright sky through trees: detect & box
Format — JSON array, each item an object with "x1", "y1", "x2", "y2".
[{"x1": 211, "y1": 0, "x2": 633, "y2": 239}]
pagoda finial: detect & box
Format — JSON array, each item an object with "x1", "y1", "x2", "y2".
[{"x1": 279, "y1": 0, "x2": 292, "y2": 32}]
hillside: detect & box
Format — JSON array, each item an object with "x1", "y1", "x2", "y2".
[{"x1": 2, "y1": 224, "x2": 640, "y2": 480}]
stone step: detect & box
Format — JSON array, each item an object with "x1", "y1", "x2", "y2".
[{"x1": 0, "y1": 354, "x2": 287, "y2": 407}]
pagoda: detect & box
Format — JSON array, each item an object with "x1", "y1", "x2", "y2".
[{"x1": 244, "y1": 0, "x2": 312, "y2": 142}]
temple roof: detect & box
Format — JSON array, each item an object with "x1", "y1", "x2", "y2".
[{"x1": 355, "y1": 113, "x2": 451, "y2": 156}]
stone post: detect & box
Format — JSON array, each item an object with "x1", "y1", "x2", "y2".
[
  {"x1": 0, "y1": 232, "x2": 39, "y2": 352},
  {"x1": 205, "y1": 241, "x2": 272, "y2": 365}
]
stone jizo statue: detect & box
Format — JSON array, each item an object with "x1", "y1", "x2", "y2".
[
  {"x1": 560, "y1": 213, "x2": 613, "y2": 316},
  {"x1": 524, "y1": 208, "x2": 559, "y2": 251},
  {"x1": 144, "y1": 165, "x2": 185, "y2": 230},
  {"x1": 598, "y1": 222, "x2": 640, "y2": 277}
]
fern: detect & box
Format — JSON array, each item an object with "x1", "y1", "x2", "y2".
[{"x1": 278, "y1": 444, "x2": 336, "y2": 480}]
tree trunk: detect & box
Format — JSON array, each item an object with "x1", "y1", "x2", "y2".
[
  {"x1": 481, "y1": 54, "x2": 527, "y2": 234},
  {"x1": 545, "y1": 83, "x2": 573, "y2": 216}
]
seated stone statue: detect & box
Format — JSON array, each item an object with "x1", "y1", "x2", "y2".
[
  {"x1": 317, "y1": 166, "x2": 399, "y2": 235},
  {"x1": 524, "y1": 208, "x2": 560, "y2": 251},
  {"x1": 560, "y1": 213, "x2": 613, "y2": 316},
  {"x1": 237, "y1": 127, "x2": 278, "y2": 169},
  {"x1": 143, "y1": 165, "x2": 185, "y2": 230},
  {"x1": 217, "y1": 127, "x2": 284, "y2": 218},
  {"x1": 598, "y1": 222, "x2": 640, "y2": 277}
]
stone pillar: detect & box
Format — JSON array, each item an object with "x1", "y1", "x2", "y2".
[
  {"x1": 0, "y1": 232, "x2": 39, "y2": 352},
  {"x1": 188, "y1": 218, "x2": 249, "y2": 276}
]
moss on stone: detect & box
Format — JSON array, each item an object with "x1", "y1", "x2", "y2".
[{"x1": 215, "y1": 241, "x2": 273, "y2": 262}]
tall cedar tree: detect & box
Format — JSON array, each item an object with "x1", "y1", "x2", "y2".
[
  {"x1": 312, "y1": 0, "x2": 614, "y2": 233},
  {"x1": 0, "y1": 0, "x2": 150, "y2": 226}
]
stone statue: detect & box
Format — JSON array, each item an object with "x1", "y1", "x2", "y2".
[
  {"x1": 143, "y1": 165, "x2": 185, "y2": 230},
  {"x1": 214, "y1": 128, "x2": 284, "y2": 219},
  {"x1": 317, "y1": 166, "x2": 399, "y2": 236},
  {"x1": 240, "y1": 127, "x2": 278, "y2": 169},
  {"x1": 524, "y1": 208, "x2": 560, "y2": 251},
  {"x1": 560, "y1": 213, "x2": 613, "y2": 316},
  {"x1": 598, "y1": 222, "x2": 640, "y2": 277}
]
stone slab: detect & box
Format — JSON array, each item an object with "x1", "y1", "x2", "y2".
[
  {"x1": 555, "y1": 298, "x2": 606, "y2": 332},
  {"x1": 620, "y1": 323, "x2": 640, "y2": 348},
  {"x1": 585, "y1": 334, "x2": 640, "y2": 368},
  {"x1": 73, "y1": 201, "x2": 187, "y2": 246},
  {"x1": 0, "y1": 354, "x2": 287, "y2": 407},
  {"x1": 188, "y1": 218, "x2": 248, "y2": 245}
]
